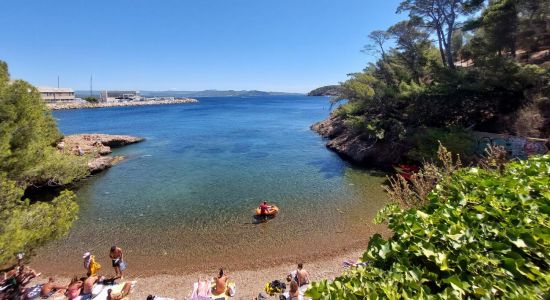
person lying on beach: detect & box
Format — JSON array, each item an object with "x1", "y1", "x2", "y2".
[
  {"x1": 13, "y1": 265, "x2": 41, "y2": 288},
  {"x1": 342, "y1": 259, "x2": 370, "y2": 268},
  {"x1": 65, "y1": 276, "x2": 84, "y2": 300},
  {"x1": 213, "y1": 268, "x2": 229, "y2": 295},
  {"x1": 40, "y1": 277, "x2": 67, "y2": 298},
  {"x1": 106, "y1": 282, "x2": 132, "y2": 300},
  {"x1": 81, "y1": 275, "x2": 100, "y2": 296}
]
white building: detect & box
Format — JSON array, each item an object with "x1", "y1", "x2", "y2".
[{"x1": 37, "y1": 87, "x2": 75, "y2": 103}]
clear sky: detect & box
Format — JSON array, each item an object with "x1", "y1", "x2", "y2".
[{"x1": 0, "y1": 0, "x2": 405, "y2": 93}]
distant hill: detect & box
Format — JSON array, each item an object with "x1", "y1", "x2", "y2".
[
  {"x1": 75, "y1": 90, "x2": 303, "y2": 98},
  {"x1": 307, "y1": 85, "x2": 343, "y2": 96}
]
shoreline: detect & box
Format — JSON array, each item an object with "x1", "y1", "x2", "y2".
[
  {"x1": 30, "y1": 248, "x2": 366, "y2": 299},
  {"x1": 47, "y1": 98, "x2": 198, "y2": 110}
]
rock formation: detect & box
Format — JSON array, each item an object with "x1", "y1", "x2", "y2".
[
  {"x1": 312, "y1": 116, "x2": 404, "y2": 168},
  {"x1": 59, "y1": 134, "x2": 144, "y2": 173}
]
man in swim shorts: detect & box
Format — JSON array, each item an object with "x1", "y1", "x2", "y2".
[{"x1": 109, "y1": 246, "x2": 124, "y2": 278}]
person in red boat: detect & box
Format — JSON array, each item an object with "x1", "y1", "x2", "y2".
[{"x1": 259, "y1": 201, "x2": 271, "y2": 215}]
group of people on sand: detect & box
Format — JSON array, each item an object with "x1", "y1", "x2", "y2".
[
  {"x1": 62, "y1": 245, "x2": 129, "y2": 300},
  {"x1": 0, "y1": 253, "x2": 41, "y2": 299},
  {"x1": 189, "y1": 267, "x2": 236, "y2": 299},
  {"x1": 0, "y1": 246, "x2": 130, "y2": 300},
  {"x1": 279, "y1": 263, "x2": 310, "y2": 300}
]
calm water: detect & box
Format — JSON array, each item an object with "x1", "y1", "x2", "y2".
[{"x1": 34, "y1": 96, "x2": 388, "y2": 275}]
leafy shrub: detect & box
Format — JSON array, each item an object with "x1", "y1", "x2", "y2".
[
  {"x1": 336, "y1": 102, "x2": 368, "y2": 118},
  {"x1": 83, "y1": 96, "x2": 99, "y2": 103},
  {"x1": 306, "y1": 154, "x2": 550, "y2": 299},
  {"x1": 407, "y1": 127, "x2": 475, "y2": 162}
]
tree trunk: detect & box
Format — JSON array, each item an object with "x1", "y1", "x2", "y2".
[
  {"x1": 436, "y1": 28, "x2": 448, "y2": 66},
  {"x1": 446, "y1": 24, "x2": 455, "y2": 69}
]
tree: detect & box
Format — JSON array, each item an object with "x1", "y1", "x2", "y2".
[
  {"x1": 388, "y1": 18, "x2": 431, "y2": 82},
  {"x1": 363, "y1": 30, "x2": 391, "y2": 60},
  {"x1": 0, "y1": 62, "x2": 87, "y2": 185},
  {"x1": 84, "y1": 96, "x2": 99, "y2": 103},
  {"x1": 0, "y1": 174, "x2": 78, "y2": 265},
  {"x1": 0, "y1": 61, "x2": 85, "y2": 266},
  {"x1": 398, "y1": 0, "x2": 484, "y2": 69}
]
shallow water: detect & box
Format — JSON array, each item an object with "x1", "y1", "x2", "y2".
[{"x1": 33, "y1": 96, "x2": 388, "y2": 276}]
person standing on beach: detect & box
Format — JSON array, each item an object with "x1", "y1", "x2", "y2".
[
  {"x1": 83, "y1": 252, "x2": 101, "y2": 277},
  {"x1": 109, "y1": 246, "x2": 124, "y2": 278}
]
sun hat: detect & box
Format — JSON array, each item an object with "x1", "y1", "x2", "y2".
[{"x1": 83, "y1": 252, "x2": 91, "y2": 259}]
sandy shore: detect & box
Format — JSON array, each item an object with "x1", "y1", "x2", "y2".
[{"x1": 30, "y1": 249, "x2": 363, "y2": 299}]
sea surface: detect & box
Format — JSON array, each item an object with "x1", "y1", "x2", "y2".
[{"x1": 33, "y1": 96, "x2": 388, "y2": 276}]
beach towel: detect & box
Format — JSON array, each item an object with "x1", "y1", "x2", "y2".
[
  {"x1": 188, "y1": 279, "x2": 211, "y2": 300},
  {"x1": 76, "y1": 281, "x2": 136, "y2": 300},
  {"x1": 23, "y1": 284, "x2": 43, "y2": 300}
]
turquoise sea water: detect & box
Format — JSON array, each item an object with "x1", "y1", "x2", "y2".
[{"x1": 34, "y1": 96, "x2": 388, "y2": 275}]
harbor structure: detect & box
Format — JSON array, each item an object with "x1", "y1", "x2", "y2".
[
  {"x1": 37, "y1": 87, "x2": 75, "y2": 103},
  {"x1": 100, "y1": 90, "x2": 141, "y2": 102}
]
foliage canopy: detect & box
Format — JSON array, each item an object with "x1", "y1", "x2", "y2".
[
  {"x1": 0, "y1": 61, "x2": 86, "y2": 266},
  {"x1": 306, "y1": 154, "x2": 550, "y2": 299}
]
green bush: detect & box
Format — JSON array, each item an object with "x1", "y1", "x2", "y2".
[
  {"x1": 407, "y1": 128, "x2": 475, "y2": 162},
  {"x1": 306, "y1": 154, "x2": 550, "y2": 299},
  {"x1": 336, "y1": 102, "x2": 368, "y2": 118}
]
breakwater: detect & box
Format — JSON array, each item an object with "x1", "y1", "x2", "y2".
[{"x1": 47, "y1": 98, "x2": 198, "y2": 110}]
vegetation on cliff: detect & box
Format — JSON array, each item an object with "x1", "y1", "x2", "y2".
[
  {"x1": 0, "y1": 61, "x2": 88, "y2": 265},
  {"x1": 307, "y1": 148, "x2": 550, "y2": 298},
  {"x1": 308, "y1": 85, "x2": 344, "y2": 97},
  {"x1": 321, "y1": 0, "x2": 549, "y2": 164}
]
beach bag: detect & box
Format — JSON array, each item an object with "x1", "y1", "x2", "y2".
[
  {"x1": 119, "y1": 260, "x2": 128, "y2": 271},
  {"x1": 227, "y1": 282, "x2": 236, "y2": 297}
]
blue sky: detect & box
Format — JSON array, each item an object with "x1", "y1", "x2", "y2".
[{"x1": 0, "y1": 0, "x2": 404, "y2": 93}]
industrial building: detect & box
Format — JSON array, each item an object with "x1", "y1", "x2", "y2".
[
  {"x1": 37, "y1": 87, "x2": 75, "y2": 103},
  {"x1": 100, "y1": 90, "x2": 141, "y2": 102}
]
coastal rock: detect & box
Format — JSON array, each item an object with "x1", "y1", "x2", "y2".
[
  {"x1": 59, "y1": 134, "x2": 144, "y2": 173},
  {"x1": 312, "y1": 116, "x2": 404, "y2": 168}
]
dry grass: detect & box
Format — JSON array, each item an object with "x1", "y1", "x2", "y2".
[{"x1": 383, "y1": 144, "x2": 462, "y2": 208}]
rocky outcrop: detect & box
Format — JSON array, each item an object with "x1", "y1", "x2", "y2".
[
  {"x1": 59, "y1": 134, "x2": 144, "y2": 173},
  {"x1": 312, "y1": 116, "x2": 405, "y2": 168}
]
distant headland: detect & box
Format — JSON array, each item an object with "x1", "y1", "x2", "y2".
[
  {"x1": 75, "y1": 89, "x2": 304, "y2": 98},
  {"x1": 307, "y1": 85, "x2": 343, "y2": 97}
]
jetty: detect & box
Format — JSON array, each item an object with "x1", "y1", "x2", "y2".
[{"x1": 47, "y1": 98, "x2": 198, "y2": 110}]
